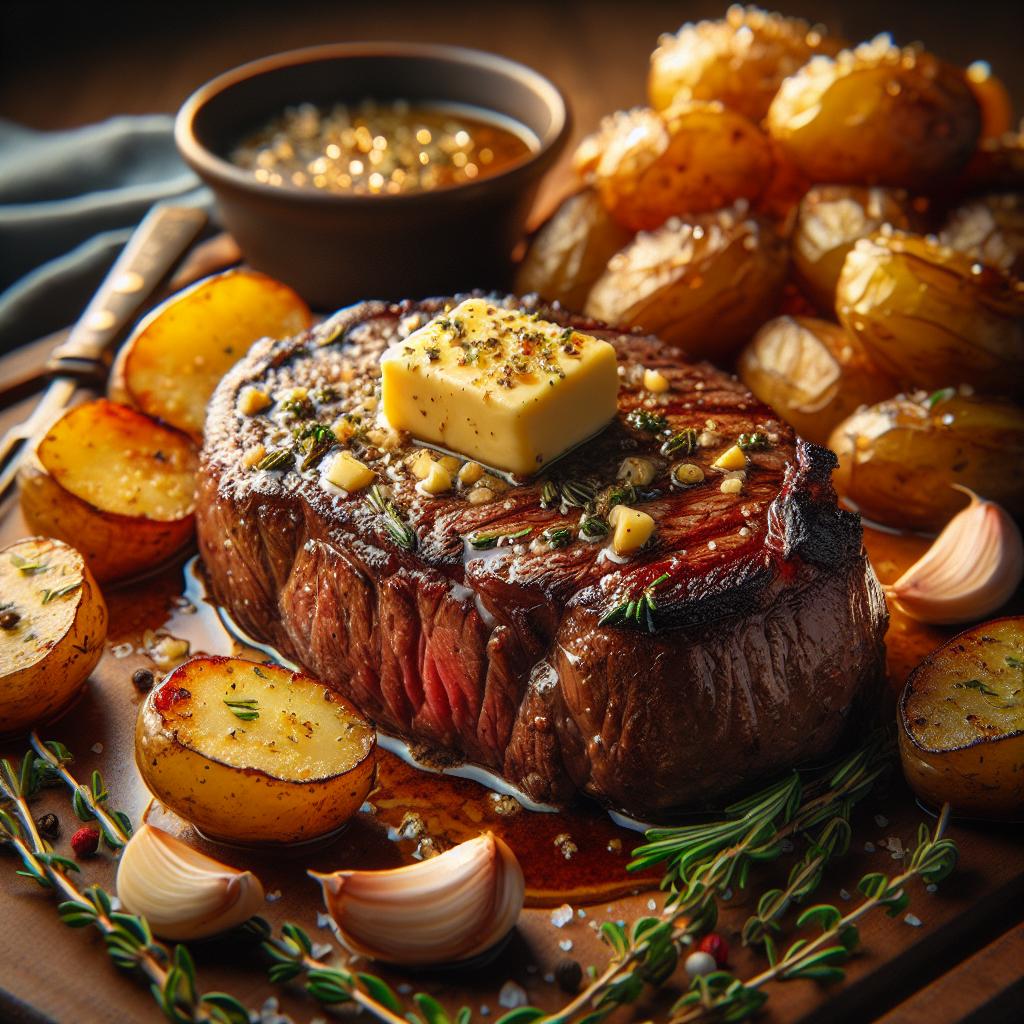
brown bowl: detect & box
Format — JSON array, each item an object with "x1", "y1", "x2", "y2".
[{"x1": 174, "y1": 42, "x2": 570, "y2": 309}]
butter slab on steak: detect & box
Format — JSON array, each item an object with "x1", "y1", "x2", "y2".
[{"x1": 196, "y1": 295, "x2": 887, "y2": 818}]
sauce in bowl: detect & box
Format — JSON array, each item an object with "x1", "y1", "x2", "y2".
[{"x1": 231, "y1": 100, "x2": 537, "y2": 196}]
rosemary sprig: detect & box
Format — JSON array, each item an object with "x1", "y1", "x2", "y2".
[
  {"x1": 10, "y1": 552, "x2": 49, "y2": 575},
  {"x1": 543, "y1": 525, "x2": 575, "y2": 549},
  {"x1": 737, "y1": 431, "x2": 769, "y2": 451},
  {"x1": 669, "y1": 807, "x2": 958, "y2": 1022},
  {"x1": 598, "y1": 573, "x2": 670, "y2": 632},
  {"x1": 255, "y1": 448, "x2": 295, "y2": 472},
  {"x1": 365, "y1": 484, "x2": 417, "y2": 551},
  {"x1": 540, "y1": 479, "x2": 559, "y2": 509},
  {"x1": 467, "y1": 526, "x2": 532, "y2": 550},
  {"x1": 626, "y1": 409, "x2": 669, "y2": 434},
  {"x1": 661, "y1": 428, "x2": 699, "y2": 458},
  {"x1": 223, "y1": 698, "x2": 260, "y2": 722},
  {"x1": 579, "y1": 512, "x2": 610, "y2": 539},
  {"x1": 296, "y1": 422, "x2": 337, "y2": 471},
  {"x1": 41, "y1": 581, "x2": 82, "y2": 604},
  {"x1": 540, "y1": 479, "x2": 596, "y2": 511}
]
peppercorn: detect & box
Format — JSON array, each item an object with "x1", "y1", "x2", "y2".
[
  {"x1": 0, "y1": 609, "x2": 20, "y2": 630},
  {"x1": 697, "y1": 932, "x2": 730, "y2": 968},
  {"x1": 554, "y1": 958, "x2": 582, "y2": 994},
  {"x1": 35, "y1": 813, "x2": 60, "y2": 840},
  {"x1": 132, "y1": 668, "x2": 155, "y2": 692},
  {"x1": 70, "y1": 826, "x2": 100, "y2": 858}
]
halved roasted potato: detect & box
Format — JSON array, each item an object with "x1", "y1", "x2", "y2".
[
  {"x1": 792, "y1": 185, "x2": 918, "y2": 312},
  {"x1": 591, "y1": 102, "x2": 774, "y2": 231},
  {"x1": 136, "y1": 656, "x2": 377, "y2": 844},
  {"x1": 648, "y1": 6, "x2": 843, "y2": 122},
  {"x1": 514, "y1": 189, "x2": 633, "y2": 312},
  {"x1": 116, "y1": 269, "x2": 312, "y2": 440},
  {"x1": 738, "y1": 316, "x2": 896, "y2": 445},
  {"x1": 940, "y1": 193, "x2": 1024, "y2": 278},
  {"x1": 900, "y1": 616, "x2": 1024, "y2": 819},
  {"x1": 585, "y1": 203, "x2": 788, "y2": 360},
  {"x1": 828, "y1": 389, "x2": 1024, "y2": 531},
  {"x1": 19, "y1": 399, "x2": 198, "y2": 583},
  {"x1": 767, "y1": 37, "x2": 981, "y2": 189},
  {"x1": 0, "y1": 537, "x2": 107, "y2": 735},
  {"x1": 836, "y1": 230, "x2": 1024, "y2": 396}
]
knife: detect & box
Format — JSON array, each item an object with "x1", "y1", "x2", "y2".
[{"x1": 0, "y1": 205, "x2": 207, "y2": 504}]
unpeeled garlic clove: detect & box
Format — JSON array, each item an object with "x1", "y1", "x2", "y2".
[
  {"x1": 311, "y1": 832, "x2": 524, "y2": 966},
  {"x1": 884, "y1": 487, "x2": 1023, "y2": 625},
  {"x1": 116, "y1": 823, "x2": 265, "y2": 940}
]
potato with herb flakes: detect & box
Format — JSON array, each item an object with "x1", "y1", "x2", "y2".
[
  {"x1": 515, "y1": 189, "x2": 633, "y2": 312},
  {"x1": 585, "y1": 203, "x2": 788, "y2": 360},
  {"x1": 0, "y1": 537, "x2": 107, "y2": 736},
  {"x1": 900, "y1": 616, "x2": 1024, "y2": 819},
  {"x1": 792, "y1": 185, "x2": 919, "y2": 313},
  {"x1": 738, "y1": 316, "x2": 897, "y2": 445},
  {"x1": 767, "y1": 36, "x2": 981, "y2": 190},
  {"x1": 590, "y1": 101, "x2": 774, "y2": 232},
  {"x1": 939, "y1": 193, "x2": 1024, "y2": 278},
  {"x1": 113, "y1": 268, "x2": 312, "y2": 440},
  {"x1": 828, "y1": 390, "x2": 1024, "y2": 532},
  {"x1": 19, "y1": 399, "x2": 198, "y2": 583},
  {"x1": 836, "y1": 230, "x2": 1024, "y2": 396},
  {"x1": 136, "y1": 656, "x2": 377, "y2": 844},
  {"x1": 648, "y1": 6, "x2": 843, "y2": 123}
]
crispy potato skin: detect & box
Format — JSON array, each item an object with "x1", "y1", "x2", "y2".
[
  {"x1": 940, "y1": 193, "x2": 1024, "y2": 278},
  {"x1": 591, "y1": 102, "x2": 774, "y2": 232},
  {"x1": 767, "y1": 40, "x2": 981, "y2": 190},
  {"x1": 738, "y1": 316, "x2": 896, "y2": 445},
  {"x1": 121, "y1": 269, "x2": 312, "y2": 440},
  {"x1": 828, "y1": 392, "x2": 1024, "y2": 531},
  {"x1": 135, "y1": 657, "x2": 376, "y2": 845},
  {"x1": 0, "y1": 537, "x2": 107, "y2": 735},
  {"x1": 836, "y1": 231, "x2": 1024, "y2": 397},
  {"x1": 515, "y1": 189, "x2": 633, "y2": 312},
  {"x1": 899, "y1": 616, "x2": 1024, "y2": 819},
  {"x1": 585, "y1": 204, "x2": 788, "y2": 359},
  {"x1": 19, "y1": 400, "x2": 198, "y2": 583}
]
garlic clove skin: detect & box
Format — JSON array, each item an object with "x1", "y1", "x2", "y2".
[
  {"x1": 311, "y1": 831, "x2": 525, "y2": 966},
  {"x1": 884, "y1": 487, "x2": 1023, "y2": 625},
  {"x1": 116, "y1": 823, "x2": 265, "y2": 940}
]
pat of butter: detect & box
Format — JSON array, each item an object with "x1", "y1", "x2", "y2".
[{"x1": 380, "y1": 299, "x2": 619, "y2": 475}]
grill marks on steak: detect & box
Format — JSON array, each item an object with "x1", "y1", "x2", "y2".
[{"x1": 197, "y1": 295, "x2": 887, "y2": 815}]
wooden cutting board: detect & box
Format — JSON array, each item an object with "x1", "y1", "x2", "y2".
[{"x1": 1, "y1": 358, "x2": 1022, "y2": 1024}]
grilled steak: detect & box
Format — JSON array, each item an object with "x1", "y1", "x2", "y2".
[{"x1": 196, "y1": 295, "x2": 887, "y2": 818}]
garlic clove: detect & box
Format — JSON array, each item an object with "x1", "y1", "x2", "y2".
[
  {"x1": 311, "y1": 831, "x2": 524, "y2": 966},
  {"x1": 884, "y1": 487, "x2": 1023, "y2": 625},
  {"x1": 116, "y1": 823, "x2": 265, "y2": 940}
]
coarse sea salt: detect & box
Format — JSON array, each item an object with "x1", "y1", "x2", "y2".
[
  {"x1": 550, "y1": 904, "x2": 574, "y2": 928},
  {"x1": 498, "y1": 982, "x2": 527, "y2": 1009}
]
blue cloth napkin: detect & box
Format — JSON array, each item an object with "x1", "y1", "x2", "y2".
[{"x1": 0, "y1": 115, "x2": 212, "y2": 353}]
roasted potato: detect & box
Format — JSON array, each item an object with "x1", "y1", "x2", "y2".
[
  {"x1": 585, "y1": 203, "x2": 788, "y2": 360},
  {"x1": 965, "y1": 61, "x2": 1015, "y2": 140},
  {"x1": 828, "y1": 389, "x2": 1024, "y2": 531},
  {"x1": 940, "y1": 193, "x2": 1024, "y2": 278},
  {"x1": 116, "y1": 269, "x2": 312, "y2": 440},
  {"x1": 900, "y1": 616, "x2": 1024, "y2": 819},
  {"x1": 648, "y1": 6, "x2": 843, "y2": 122},
  {"x1": 515, "y1": 189, "x2": 633, "y2": 312},
  {"x1": 136, "y1": 656, "x2": 377, "y2": 844},
  {"x1": 0, "y1": 537, "x2": 107, "y2": 735},
  {"x1": 590, "y1": 102, "x2": 774, "y2": 231},
  {"x1": 19, "y1": 399, "x2": 198, "y2": 583},
  {"x1": 792, "y1": 186, "x2": 918, "y2": 312},
  {"x1": 767, "y1": 37, "x2": 981, "y2": 190},
  {"x1": 738, "y1": 316, "x2": 896, "y2": 445},
  {"x1": 836, "y1": 230, "x2": 1024, "y2": 396}
]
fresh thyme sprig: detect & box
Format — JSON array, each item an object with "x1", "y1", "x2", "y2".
[
  {"x1": 468, "y1": 525, "x2": 532, "y2": 550},
  {"x1": 668, "y1": 806, "x2": 958, "y2": 1022},
  {"x1": 366, "y1": 484, "x2": 417, "y2": 551},
  {"x1": 598, "y1": 573, "x2": 671, "y2": 632}
]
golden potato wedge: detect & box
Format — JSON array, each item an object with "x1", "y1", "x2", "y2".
[
  {"x1": 900, "y1": 616, "x2": 1024, "y2": 819},
  {"x1": 585, "y1": 203, "x2": 788, "y2": 360},
  {"x1": 0, "y1": 537, "x2": 106, "y2": 735},
  {"x1": 792, "y1": 186, "x2": 918, "y2": 313},
  {"x1": 940, "y1": 193, "x2": 1024, "y2": 278},
  {"x1": 767, "y1": 37, "x2": 981, "y2": 190},
  {"x1": 836, "y1": 230, "x2": 1024, "y2": 396},
  {"x1": 572, "y1": 108, "x2": 645, "y2": 182},
  {"x1": 120, "y1": 269, "x2": 312, "y2": 439},
  {"x1": 19, "y1": 399, "x2": 198, "y2": 583},
  {"x1": 592, "y1": 102, "x2": 774, "y2": 231},
  {"x1": 965, "y1": 61, "x2": 1015, "y2": 140},
  {"x1": 136, "y1": 656, "x2": 376, "y2": 845},
  {"x1": 738, "y1": 316, "x2": 896, "y2": 445},
  {"x1": 514, "y1": 189, "x2": 633, "y2": 312},
  {"x1": 828, "y1": 389, "x2": 1024, "y2": 532},
  {"x1": 648, "y1": 6, "x2": 843, "y2": 122}
]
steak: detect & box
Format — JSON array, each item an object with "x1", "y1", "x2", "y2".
[{"x1": 196, "y1": 295, "x2": 887, "y2": 818}]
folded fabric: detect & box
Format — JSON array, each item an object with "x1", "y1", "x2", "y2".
[{"x1": 0, "y1": 115, "x2": 212, "y2": 353}]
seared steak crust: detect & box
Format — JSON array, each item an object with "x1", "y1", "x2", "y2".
[{"x1": 196, "y1": 295, "x2": 887, "y2": 817}]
